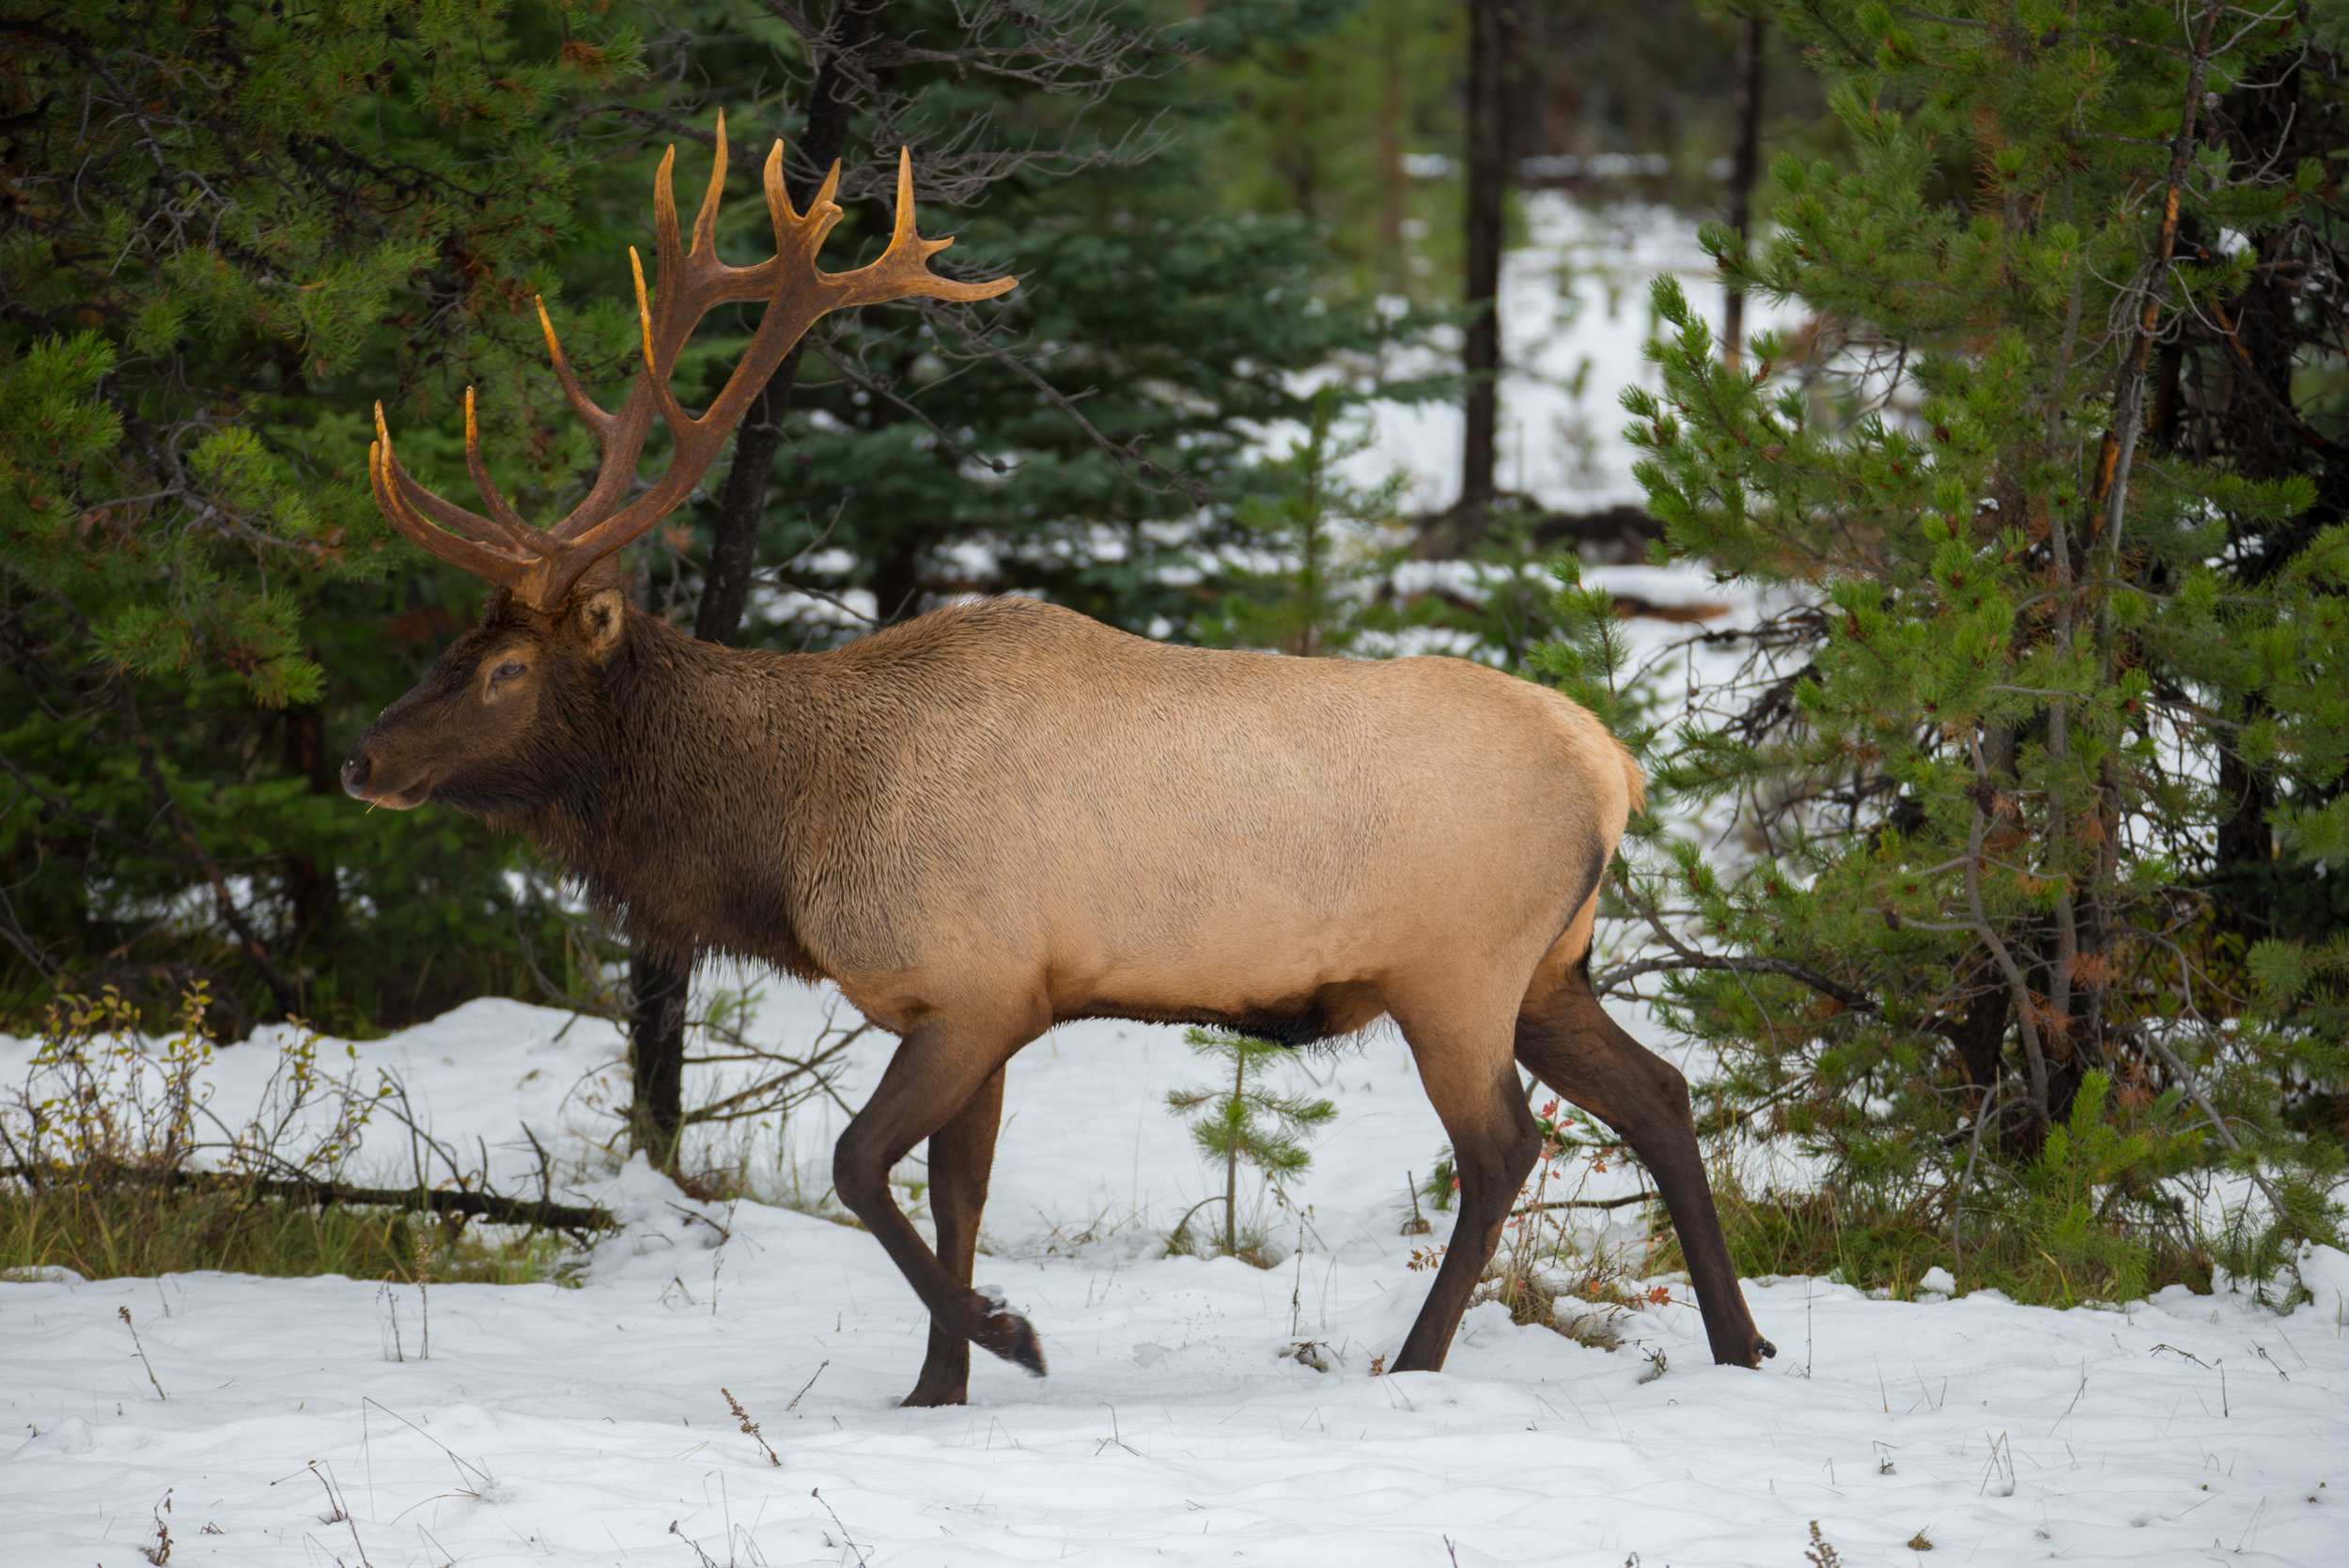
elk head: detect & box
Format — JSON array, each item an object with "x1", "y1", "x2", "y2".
[{"x1": 340, "y1": 116, "x2": 1015, "y2": 816}]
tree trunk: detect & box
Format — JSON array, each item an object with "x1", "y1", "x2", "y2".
[
  {"x1": 1722, "y1": 15, "x2": 1766, "y2": 366},
  {"x1": 1947, "y1": 970, "x2": 2011, "y2": 1100},
  {"x1": 695, "y1": 343, "x2": 812, "y2": 643},
  {"x1": 1458, "y1": 0, "x2": 1508, "y2": 526},
  {"x1": 1225, "y1": 1051, "x2": 1241, "y2": 1257},
  {"x1": 1376, "y1": 9, "x2": 1408, "y2": 290},
  {"x1": 692, "y1": 0, "x2": 886, "y2": 646},
  {"x1": 628, "y1": 0, "x2": 890, "y2": 1168},
  {"x1": 2203, "y1": 59, "x2": 2310, "y2": 951},
  {"x1": 627, "y1": 535, "x2": 692, "y2": 1163},
  {"x1": 629, "y1": 953, "x2": 691, "y2": 1165}
]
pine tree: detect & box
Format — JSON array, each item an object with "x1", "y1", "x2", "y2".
[
  {"x1": 1210, "y1": 0, "x2": 1463, "y2": 300},
  {"x1": 1595, "y1": 0, "x2": 2349, "y2": 1293},
  {"x1": 0, "y1": 1, "x2": 633, "y2": 1031},
  {"x1": 1166, "y1": 1027, "x2": 1335, "y2": 1258}
]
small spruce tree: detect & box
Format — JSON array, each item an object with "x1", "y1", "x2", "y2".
[
  {"x1": 1166, "y1": 1028, "x2": 1336, "y2": 1259},
  {"x1": 1190, "y1": 386, "x2": 1417, "y2": 657}
]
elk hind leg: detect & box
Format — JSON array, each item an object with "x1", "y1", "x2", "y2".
[
  {"x1": 1387, "y1": 992, "x2": 1541, "y2": 1374},
  {"x1": 1515, "y1": 944, "x2": 1775, "y2": 1368},
  {"x1": 902, "y1": 1064, "x2": 1007, "y2": 1407},
  {"x1": 833, "y1": 1021, "x2": 1044, "y2": 1383}
]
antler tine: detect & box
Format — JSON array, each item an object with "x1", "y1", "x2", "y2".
[
  {"x1": 628, "y1": 122, "x2": 743, "y2": 468},
  {"x1": 369, "y1": 420, "x2": 532, "y2": 585},
  {"x1": 646, "y1": 116, "x2": 747, "y2": 374},
  {"x1": 649, "y1": 113, "x2": 731, "y2": 288},
  {"x1": 827, "y1": 147, "x2": 1021, "y2": 309},
  {"x1": 626, "y1": 239, "x2": 701, "y2": 481},
  {"x1": 461, "y1": 388, "x2": 552, "y2": 551},
  {"x1": 652, "y1": 140, "x2": 680, "y2": 282},
  {"x1": 887, "y1": 147, "x2": 933, "y2": 257},
  {"x1": 762, "y1": 143, "x2": 846, "y2": 274},
  {"x1": 761, "y1": 137, "x2": 796, "y2": 237},
  {"x1": 810, "y1": 156, "x2": 844, "y2": 234},
  {"x1": 535, "y1": 297, "x2": 615, "y2": 434},
  {"x1": 372, "y1": 403, "x2": 521, "y2": 550},
  {"x1": 691, "y1": 110, "x2": 729, "y2": 257}
]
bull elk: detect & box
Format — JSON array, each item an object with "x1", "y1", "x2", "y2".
[{"x1": 342, "y1": 117, "x2": 1775, "y2": 1405}]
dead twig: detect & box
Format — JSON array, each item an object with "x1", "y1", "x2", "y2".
[
  {"x1": 722, "y1": 1388, "x2": 782, "y2": 1467},
  {"x1": 785, "y1": 1358, "x2": 831, "y2": 1413},
  {"x1": 812, "y1": 1486, "x2": 870, "y2": 1568},
  {"x1": 118, "y1": 1305, "x2": 166, "y2": 1399}
]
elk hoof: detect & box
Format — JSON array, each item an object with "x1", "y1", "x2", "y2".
[
  {"x1": 900, "y1": 1381, "x2": 969, "y2": 1408},
  {"x1": 973, "y1": 1308, "x2": 1046, "y2": 1375},
  {"x1": 1755, "y1": 1337, "x2": 1779, "y2": 1361},
  {"x1": 967, "y1": 1286, "x2": 1045, "y2": 1374},
  {"x1": 987, "y1": 1311, "x2": 1047, "y2": 1375}
]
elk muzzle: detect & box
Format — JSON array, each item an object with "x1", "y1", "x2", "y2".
[{"x1": 339, "y1": 741, "x2": 429, "y2": 810}]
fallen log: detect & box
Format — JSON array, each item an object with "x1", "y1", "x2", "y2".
[{"x1": 1, "y1": 1162, "x2": 616, "y2": 1233}]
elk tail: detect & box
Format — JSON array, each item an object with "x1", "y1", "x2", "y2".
[{"x1": 1615, "y1": 735, "x2": 1647, "y2": 816}]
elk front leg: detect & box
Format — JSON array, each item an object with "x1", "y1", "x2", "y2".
[
  {"x1": 1514, "y1": 962, "x2": 1776, "y2": 1369},
  {"x1": 902, "y1": 1064, "x2": 1008, "y2": 1407},
  {"x1": 832, "y1": 1024, "x2": 1044, "y2": 1382},
  {"x1": 1387, "y1": 998, "x2": 1542, "y2": 1374}
]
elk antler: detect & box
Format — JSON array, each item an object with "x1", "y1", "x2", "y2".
[{"x1": 367, "y1": 113, "x2": 1017, "y2": 612}]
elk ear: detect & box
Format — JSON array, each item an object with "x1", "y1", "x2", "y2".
[{"x1": 578, "y1": 587, "x2": 630, "y2": 661}]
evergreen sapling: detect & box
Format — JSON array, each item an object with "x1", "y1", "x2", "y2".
[
  {"x1": 1166, "y1": 1028, "x2": 1336, "y2": 1259},
  {"x1": 1192, "y1": 385, "x2": 1418, "y2": 657}
]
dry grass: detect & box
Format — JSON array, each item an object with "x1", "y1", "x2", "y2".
[
  {"x1": 0, "y1": 1182, "x2": 579, "y2": 1284},
  {"x1": 1646, "y1": 1177, "x2": 2214, "y2": 1307},
  {"x1": 0, "y1": 986, "x2": 584, "y2": 1287},
  {"x1": 1163, "y1": 1210, "x2": 1281, "y2": 1267}
]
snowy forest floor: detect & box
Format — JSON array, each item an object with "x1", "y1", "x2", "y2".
[{"x1": 3, "y1": 992, "x2": 2346, "y2": 1568}]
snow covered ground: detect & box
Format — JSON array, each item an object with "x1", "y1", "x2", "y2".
[{"x1": 5, "y1": 988, "x2": 2347, "y2": 1568}]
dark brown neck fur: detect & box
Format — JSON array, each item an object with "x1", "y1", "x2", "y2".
[{"x1": 523, "y1": 614, "x2": 822, "y2": 978}]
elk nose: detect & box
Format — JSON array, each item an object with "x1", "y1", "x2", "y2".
[{"x1": 340, "y1": 750, "x2": 373, "y2": 800}]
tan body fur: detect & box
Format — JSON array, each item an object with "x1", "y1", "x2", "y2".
[{"x1": 648, "y1": 598, "x2": 1630, "y2": 1037}]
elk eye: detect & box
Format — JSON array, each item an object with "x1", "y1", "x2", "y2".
[{"x1": 490, "y1": 660, "x2": 526, "y2": 683}]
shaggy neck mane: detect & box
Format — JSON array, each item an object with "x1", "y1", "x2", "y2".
[{"x1": 523, "y1": 615, "x2": 812, "y2": 973}]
